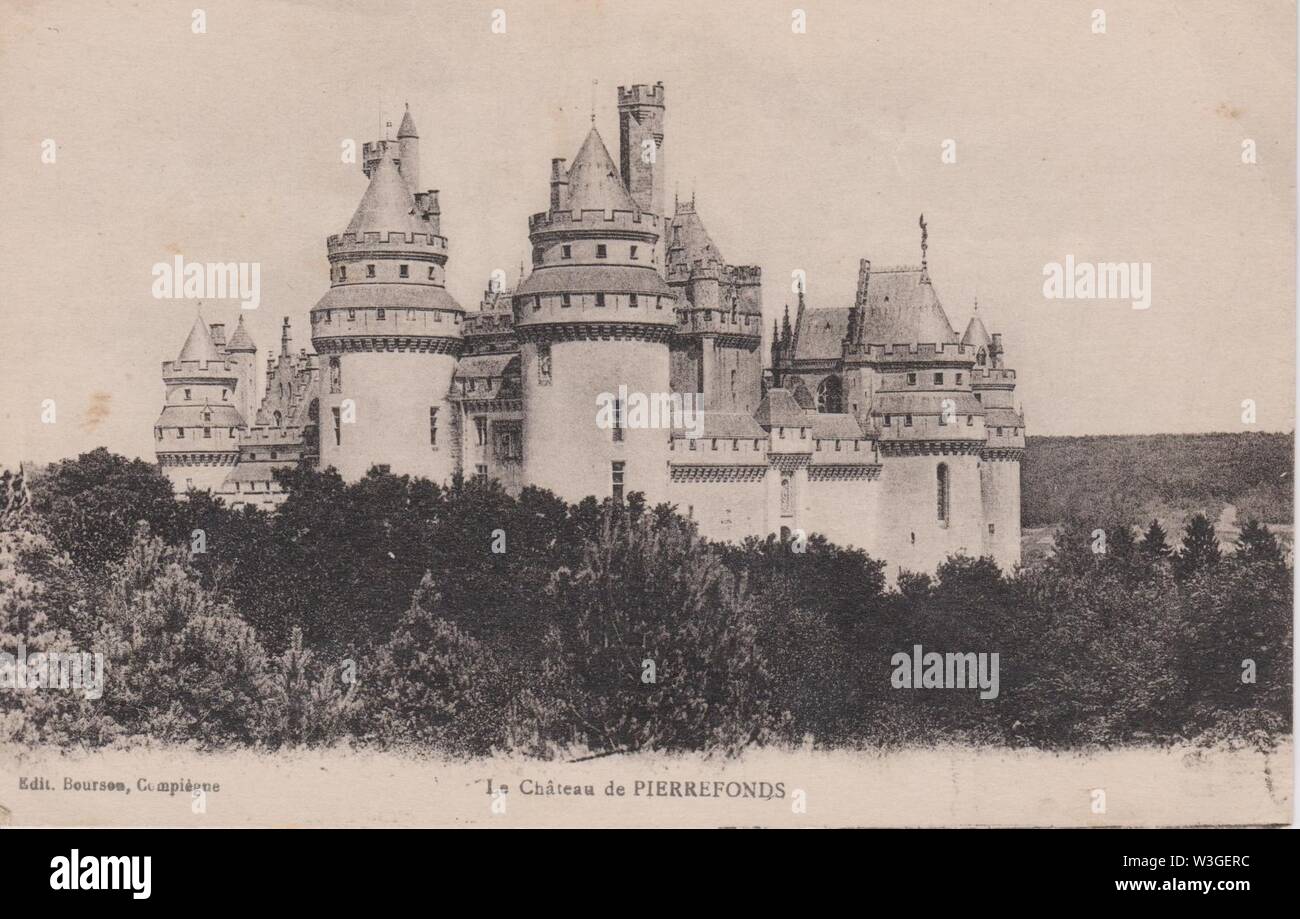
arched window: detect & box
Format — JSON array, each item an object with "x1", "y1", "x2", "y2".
[
  {"x1": 273, "y1": 410, "x2": 282, "y2": 428},
  {"x1": 730, "y1": 369, "x2": 737, "y2": 401},
  {"x1": 817, "y1": 376, "x2": 843, "y2": 414},
  {"x1": 936, "y1": 462, "x2": 950, "y2": 525},
  {"x1": 976, "y1": 347, "x2": 987, "y2": 367}
]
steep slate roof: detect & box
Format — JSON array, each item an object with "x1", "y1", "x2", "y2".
[
  {"x1": 961, "y1": 313, "x2": 992, "y2": 349},
  {"x1": 668, "y1": 202, "x2": 725, "y2": 266},
  {"x1": 810, "y1": 413, "x2": 866, "y2": 439},
  {"x1": 686, "y1": 412, "x2": 767, "y2": 439},
  {"x1": 177, "y1": 316, "x2": 223, "y2": 362},
  {"x1": 225, "y1": 316, "x2": 257, "y2": 352},
  {"x1": 858, "y1": 268, "x2": 957, "y2": 345},
  {"x1": 792, "y1": 268, "x2": 959, "y2": 360},
  {"x1": 565, "y1": 127, "x2": 637, "y2": 213},
  {"x1": 754, "y1": 389, "x2": 810, "y2": 427},
  {"x1": 345, "y1": 152, "x2": 424, "y2": 236},
  {"x1": 983, "y1": 407, "x2": 1023, "y2": 427},
  {"x1": 793, "y1": 308, "x2": 851, "y2": 361},
  {"x1": 397, "y1": 106, "x2": 418, "y2": 138},
  {"x1": 454, "y1": 354, "x2": 519, "y2": 380}
]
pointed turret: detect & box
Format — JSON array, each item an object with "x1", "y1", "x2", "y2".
[
  {"x1": 565, "y1": 127, "x2": 637, "y2": 213},
  {"x1": 226, "y1": 315, "x2": 257, "y2": 352},
  {"x1": 397, "y1": 103, "x2": 420, "y2": 194},
  {"x1": 177, "y1": 314, "x2": 222, "y2": 363},
  {"x1": 345, "y1": 151, "x2": 422, "y2": 236},
  {"x1": 961, "y1": 312, "x2": 992, "y2": 351}
]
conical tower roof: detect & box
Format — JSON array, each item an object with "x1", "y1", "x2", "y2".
[
  {"x1": 226, "y1": 315, "x2": 257, "y2": 352},
  {"x1": 565, "y1": 127, "x2": 637, "y2": 213},
  {"x1": 961, "y1": 312, "x2": 992, "y2": 349},
  {"x1": 345, "y1": 151, "x2": 424, "y2": 236},
  {"x1": 177, "y1": 315, "x2": 222, "y2": 362},
  {"x1": 397, "y1": 105, "x2": 418, "y2": 138}
]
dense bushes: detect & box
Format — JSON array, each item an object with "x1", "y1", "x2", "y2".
[{"x1": 0, "y1": 451, "x2": 1291, "y2": 756}]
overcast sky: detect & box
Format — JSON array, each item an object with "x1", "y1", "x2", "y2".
[{"x1": 1, "y1": 0, "x2": 1294, "y2": 466}]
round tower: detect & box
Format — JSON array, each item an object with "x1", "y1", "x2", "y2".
[
  {"x1": 966, "y1": 315, "x2": 1024, "y2": 570},
  {"x1": 155, "y1": 315, "x2": 244, "y2": 494},
  {"x1": 310, "y1": 116, "x2": 464, "y2": 483},
  {"x1": 224, "y1": 314, "x2": 259, "y2": 428},
  {"x1": 514, "y1": 126, "x2": 676, "y2": 506}
]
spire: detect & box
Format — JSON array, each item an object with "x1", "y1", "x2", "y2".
[
  {"x1": 781, "y1": 303, "x2": 792, "y2": 342},
  {"x1": 919, "y1": 213, "x2": 930, "y2": 283},
  {"x1": 177, "y1": 313, "x2": 222, "y2": 363},
  {"x1": 280, "y1": 317, "x2": 292, "y2": 357},
  {"x1": 961, "y1": 312, "x2": 992, "y2": 350},
  {"x1": 226, "y1": 315, "x2": 257, "y2": 352},
  {"x1": 397, "y1": 103, "x2": 418, "y2": 138},
  {"x1": 345, "y1": 150, "x2": 423, "y2": 236},
  {"x1": 565, "y1": 127, "x2": 637, "y2": 213}
]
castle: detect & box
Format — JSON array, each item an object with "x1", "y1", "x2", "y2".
[{"x1": 155, "y1": 83, "x2": 1025, "y2": 575}]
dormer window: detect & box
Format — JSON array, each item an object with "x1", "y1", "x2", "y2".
[{"x1": 596, "y1": 244, "x2": 607, "y2": 258}]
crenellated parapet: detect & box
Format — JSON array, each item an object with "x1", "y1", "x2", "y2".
[
  {"x1": 849, "y1": 341, "x2": 979, "y2": 366},
  {"x1": 326, "y1": 231, "x2": 448, "y2": 260},
  {"x1": 528, "y1": 208, "x2": 661, "y2": 240},
  {"x1": 161, "y1": 358, "x2": 238, "y2": 382}
]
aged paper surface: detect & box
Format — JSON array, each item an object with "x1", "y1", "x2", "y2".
[{"x1": 0, "y1": 0, "x2": 1293, "y2": 827}]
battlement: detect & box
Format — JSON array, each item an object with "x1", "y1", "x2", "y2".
[
  {"x1": 327, "y1": 231, "x2": 448, "y2": 256},
  {"x1": 674, "y1": 307, "x2": 763, "y2": 339},
  {"x1": 618, "y1": 82, "x2": 665, "y2": 107},
  {"x1": 855, "y1": 342, "x2": 977, "y2": 363},
  {"x1": 162, "y1": 359, "x2": 238, "y2": 379},
  {"x1": 972, "y1": 367, "x2": 1017, "y2": 383},
  {"x1": 529, "y1": 209, "x2": 660, "y2": 235}
]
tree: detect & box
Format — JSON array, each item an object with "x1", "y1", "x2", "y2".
[
  {"x1": 26, "y1": 449, "x2": 182, "y2": 570},
  {"x1": 1175, "y1": 513, "x2": 1221, "y2": 579},
  {"x1": 536, "y1": 509, "x2": 783, "y2": 755},
  {"x1": 1139, "y1": 519, "x2": 1172, "y2": 562},
  {"x1": 360, "y1": 575, "x2": 514, "y2": 756},
  {"x1": 1234, "y1": 519, "x2": 1285, "y2": 568}
]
